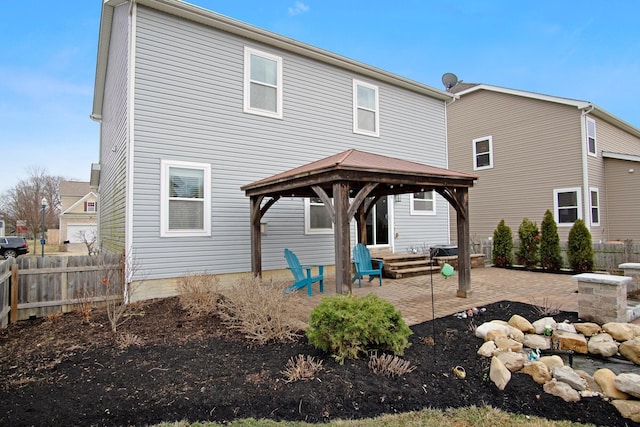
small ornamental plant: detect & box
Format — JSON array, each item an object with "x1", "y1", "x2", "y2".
[
  {"x1": 492, "y1": 219, "x2": 514, "y2": 268},
  {"x1": 306, "y1": 294, "x2": 412, "y2": 364},
  {"x1": 516, "y1": 218, "x2": 540, "y2": 269},
  {"x1": 567, "y1": 219, "x2": 594, "y2": 273},
  {"x1": 539, "y1": 210, "x2": 563, "y2": 271}
]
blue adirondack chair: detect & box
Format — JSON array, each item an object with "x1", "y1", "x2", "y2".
[
  {"x1": 283, "y1": 248, "x2": 324, "y2": 296},
  {"x1": 351, "y1": 243, "x2": 383, "y2": 287}
]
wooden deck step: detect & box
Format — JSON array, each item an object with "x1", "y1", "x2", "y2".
[
  {"x1": 386, "y1": 259, "x2": 433, "y2": 268},
  {"x1": 384, "y1": 265, "x2": 440, "y2": 279}
]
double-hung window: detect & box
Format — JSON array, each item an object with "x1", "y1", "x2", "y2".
[
  {"x1": 586, "y1": 117, "x2": 597, "y2": 156},
  {"x1": 353, "y1": 79, "x2": 379, "y2": 136},
  {"x1": 553, "y1": 188, "x2": 582, "y2": 226},
  {"x1": 304, "y1": 197, "x2": 333, "y2": 234},
  {"x1": 590, "y1": 188, "x2": 600, "y2": 226},
  {"x1": 161, "y1": 160, "x2": 211, "y2": 237},
  {"x1": 244, "y1": 47, "x2": 283, "y2": 119},
  {"x1": 410, "y1": 191, "x2": 436, "y2": 215},
  {"x1": 85, "y1": 201, "x2": 97, "y2": 212},
  {"x1": 473, "y1": 136, "x2": 493, "y2": 170}
]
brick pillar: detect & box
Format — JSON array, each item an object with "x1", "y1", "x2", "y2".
[
  {"x1": 620, "y1": 263, "x2": 640, "y2": 294},
  {"x1": 573, "y1": 273, "x2": 632, "y2": 324}
]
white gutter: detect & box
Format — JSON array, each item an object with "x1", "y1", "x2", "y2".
[{"x1": 580, "y1": 105, "x2": 595, "y2": 230}]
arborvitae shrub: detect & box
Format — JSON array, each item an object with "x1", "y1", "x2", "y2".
[
  {"x1": 516, "y1": 218, "x2": 540, "y2": 269},
  {"x1": 539, "y1": 210, "x2": 563, "y2": 271},
  {"x1": 306, "y1": 294, "x2": 412, "y2": 364},
  {"x1": 492, "y1": 219, "x2": 514, "y2": 268},
  {"x1": 567, "y1": 219, "x2": 594, "y2": 273}
]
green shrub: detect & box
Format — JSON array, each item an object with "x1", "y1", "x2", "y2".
[
  {"x1": 492, "y1": 219, "x2": 514, "y2": 268},
  {"x1": 516, "y1": 218, "x2": 540, "y2": 269},
  {"x1": 567, "y1": 219, "x2": 594, "y2": 273},
  {"x1": 539, "y1": 210, "x2": 563, "y2": 271},
  {"x1": 306, "y1": 294, "x2": 412, "y2": 364}
]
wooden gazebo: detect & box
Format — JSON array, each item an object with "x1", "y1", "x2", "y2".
[{"x1": 241, "y1": 149, "x2": 478, "y2": 297}]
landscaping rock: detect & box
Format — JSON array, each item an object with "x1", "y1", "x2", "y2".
[
  {"x1": 603, "y1": 322, "x2": 636, "y2": 342},
  {"x1": 494, "y1": 336, "x2": 523, "y2": 353},
  {"x1": 543, "y1": 379, "x2": 581, "y2": 402},
  {"x1": 485, "y1": 329, "x2": 508, "y2": 342},
  {"x1": 611, "y1": 400, "x2": 640, "y2": 423},
  {"x1": 539, "y1": 355, "x2": 564, "y2": 371},
  {"x1": 614, "y1": 373, "x2": 640, "y2": 398},
  {"x1": 495, "y1": 351, "x2": 527, "y2": 372},
  {"x1": 475, "y1": 322, "x2": 510, "y2": 340},
  {"x1": 490, "y1": 356, "x2": 511, "y2": 390},
  {"x1": 575, "y1": 369, "x2": 602, "y2": 393},
  {"x1": 552, "y1": 330, "x2": 588, "y2": 354},
  {"x1": 556, "y1": 322, "x2": 577, "y2": 334},
  {"x1": 619, "y1": 337, "x2": 640, "y2": 365},
  {"x1": 573, "y1": 322, "x2": 601, "y2": 337},
  {"x1": 552, "y1": 366, "x2": 587, "y2": 391},
  {"x1": 587, "y1": 333, "x2": 619, "y2": 358},
  {"x1": 477, "y1": 340, "x2": 497, "y2": 357},
  {"x1": 532, "y1": 317, "x2": 557, "y2": 335},
  {"x1": 508, "y1": 314, "x2": 535, "y2": 333},
  {"x1": 523, "y1": 333, "x2": 551, "y2": 351},
  {"x1": 522, "y1": 361, "x2": 551, "y2": 384},
  {"x1": 594, "y1": 368, "x2": 630, "y2": 400}
]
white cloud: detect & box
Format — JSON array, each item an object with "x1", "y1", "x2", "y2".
[{"x1": 288, "y1": 1, "x2": 309, "y2": 16}]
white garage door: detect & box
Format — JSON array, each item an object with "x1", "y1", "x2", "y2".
[{"x1": 66, "y1": 225, "x2": 96, "y2": 243}]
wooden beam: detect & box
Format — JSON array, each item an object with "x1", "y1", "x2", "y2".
[
  {"x1": 333, "y1": 182, "x2": 351, "y2": 294},
  {"x1": 311, "y1": 185, "x2": 335, "y2": 223},
  {"x1": 454, "y1": 188, "x2": 472, "y2": 298},
  {"x1": 250, "y1": 196, "x2": 263, "y2": 278}
]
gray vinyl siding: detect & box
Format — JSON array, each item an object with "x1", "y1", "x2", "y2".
[
  {"x1": 447, "y1": 90, "x2": 584, "y2": 243},
  {"x1": 98, "y1": 4, "x2": 129, "y2": 255},
  {"x1": 604, "y1": 158, "x2": 640, "y2": 241},
  {"x1": 129, "y1": 6, "x2": 449, "y2": 280}
]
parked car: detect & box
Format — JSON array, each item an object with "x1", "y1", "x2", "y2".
[{"x1": 0, "y1": 236, "x2": 29, "y2": 259}]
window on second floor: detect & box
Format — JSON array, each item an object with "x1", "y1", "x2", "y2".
[
  {"x1": 84, "y1": 201, "x2": 96, "y2": 212},
  {"x1": 410, "y1": 191, "x2": 436, "y2": 215},
  {"x1": 353, "y1": 79, "x2": 379, "y2": 137},
  {"x1": 590, "y1": 188, "x2": 600, "y2": 226},
  {"x1": 554, "y1": 187, "x2": 582, "y2": 226},
  {"x1": 161, "y1": 160, "x2": 211, "y2": 237},
  {"x1": 586, "y1": 117, "x2": 597, "y2": 156},
  {"x1": 473, "y1": 136, "x2": 493, "y2": 170},
  {"x1": 244, "y1": 47, "x2": 283, "y2": 119},
  {"x1": 305, "y1": 197, "x2": 333, "y2": 234}
]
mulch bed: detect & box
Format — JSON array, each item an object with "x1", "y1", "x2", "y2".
[{"x1": 0, "y1": 297, "x2": 636, "y2": 426}]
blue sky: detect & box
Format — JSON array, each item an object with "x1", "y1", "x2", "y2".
[{"x1": 1, "y1": 0, "x2": 639, "y2": 196}]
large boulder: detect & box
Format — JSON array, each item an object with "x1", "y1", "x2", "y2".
[
  {"x1": 543, "y1": 379, "x2": 581, "y2": 402},
  {"x1": 495, "y1": 351, "x2": 527, "y2": 372},
  {"x1": 587, "y1": 333, "x2": 619, "y2": 358},
  {"x1": 612, "y1": 400, "x2": 640, "y2": 423},
  {"x1": 556, "y1": 322, "x2": 577, "y2": 334},
  {"x1": 523, "y1": 334, "x2": 551, "y2": 351},
  {"x1": 619, "y1": 337, "x2": 640, "y2": 365},
  {"x1": 477, "y1": 340, "x2": 497, "y2": 357},
  {"x1": 574, "y1": 322, "x2": 601, "y2": 337},
  {"x1": 532, "y1": 317, "x2": 557, "y2": 335},
  {"x1": 615, "y1": 373, "x2": 640, "y2": 398},
  {"x1": 552, "y1": 365, "x2": 587, "y2": 391},
  {"x1": 575, "y1": 369, "x2": 602, "y2": 393},
  {"x1": 594, "y1": 368, "x2": 630, "y2": 400},
  {"x1": 494, "y1": 336, "x2": 523, "y2": 353},
  {"x1": 539, "y1": 355, "x2": 564, "y2": 371},
  {"x1": 522, "y1": 361, "x2": 551, "y2": 384},
  {"x1": 603, "y1": 323, "x2": 636, "y2": 342},
  {"x1": 490, "y1": 356, "x2": 511, "y2": 390},
  {"x1": 475, "y1": 322, "x2": 510, "y2": 340},
  {"x1": 508, "y1": 314, "x2": 535, "y2": 333},
  {"x1": 552, "y1": 330, "x2": 588, "y2": 354}
]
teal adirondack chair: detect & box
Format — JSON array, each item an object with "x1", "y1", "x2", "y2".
[
  {"x1": 283, "y1": 248, "x2": 324, "y2": 296},
  {"x1": 351, "y1": 243, "x2": 383, "y2": 287}
]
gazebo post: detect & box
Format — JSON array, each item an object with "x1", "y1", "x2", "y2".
[
  {"x1": 455, "y1": 188, "x2": 472, "y2": 298},
  {"x1": 249, "y1": 196, "x2": 263, "y2": 278},
  {"x1": 333, "y1": 182, "x2": 351, "y2": 294}
]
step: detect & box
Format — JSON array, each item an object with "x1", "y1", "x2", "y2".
[
  {"x1": 384, "y1": 265, "x2": 440, "y2": 279},
  {"x1": 385, "y1": 259, "x2": 438, "y2": 269}
]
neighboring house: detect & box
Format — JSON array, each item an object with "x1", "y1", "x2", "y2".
[
  {"x1": 58, "y1": 181, "x2": 98, "y2": 249},
  {"x1": 91, "y1": 0, "x2": 459, "y2": 299},
  {"x1": 446, "y1": 83, "x2": 640, "y2": 243}
]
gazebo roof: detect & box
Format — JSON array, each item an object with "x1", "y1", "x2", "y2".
[{"x1": 241, "y1": 149, "x2": 477, "y2": 198}]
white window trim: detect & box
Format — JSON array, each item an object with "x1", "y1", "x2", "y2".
[
  {"x1": 586, "y1": 117, "x2": 597, "y2": 157},
  {"x1": 352, "y1": 79, "x2": 380, "y2": 137},
  {"x1": 86, "y1": 201, "x2": 96, "y2": 213},
  {"x1": 589, "y1": 187, "x2": 600, "y2": 226},
  {"x1": 304, "y1": 198, "x2": 333, "y2": 235},
  {"x1": 409, "y1": 191, "x2": 436, "y2": 216},
  {"x1": 160, "y1": 159, "x2": 211, "y2": 237},
  {"x1": 472, "y1": 135, "x2": 493, "y2": 171},
  {"x1": 243, "y1": 46, "x2": 283, "y2": 119},
  {"x1": 553, "y1": 187, "x2": 582, "y2": 226}
]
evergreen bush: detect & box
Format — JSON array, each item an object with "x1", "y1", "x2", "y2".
[
  {"x1": 492, "y1": 219, "x2": 514, "y2": 268},
  {"x1": 516, "y1": 218, "x2": 540, "y2": 269},
  {"x1": 306, "y1": 294, "x2": 412, "y2": 364},
  {"x1": 567, "y1": 219, "x2": 594, "y2": 273},
  {"x1": 539, "y1": 210, "x2": 563, "y2": 271}
]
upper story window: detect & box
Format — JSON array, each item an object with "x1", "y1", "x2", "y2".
[
  {"x1": 590, "y1": 188, "x2": 600, "y2": 226},
  {"x1": 553, "y1": 187, "x2": 582, "y2": 226},
  {"x1": 244, "y1": 47, "x2": 283, "y2": 119},
  {"x1": 353, "y1": 79, "x2": 379, "y2": 137},
  {"x1": 473, "y1": 136, "x2": 493, "y2": 170},
  {"x1": 85, "y1": 201, "x2": 97, "y2": 212},
  {"x1": 161, "y1": 160, "x2": 211, "y2": 237},
  {"x1": 586, "y1": 117, "x2": 597, "y2": 156},
  {"x1": 304, "y1": 197, "x2": 333, "y2": 234},
  {"x1": 410, "y1": 191, "x2": 436, "y2": 215}
]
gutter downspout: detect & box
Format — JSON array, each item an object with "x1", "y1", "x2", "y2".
[
  {"x1": 580, "y1": 105, "x2": 595, "y2": 231},
  {"x1": 444, "y1": 94, "x2": 456, "y2": 244}
]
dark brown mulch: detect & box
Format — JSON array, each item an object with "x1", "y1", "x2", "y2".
[{"x1": 0, "y1": 297, "x2": 636, "y2": 427}]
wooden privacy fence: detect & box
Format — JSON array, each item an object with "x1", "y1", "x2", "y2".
[{"x1": 0, "y1": 254, "x2": 123, "y2": 327}]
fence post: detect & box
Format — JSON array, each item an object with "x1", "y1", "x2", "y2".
[{"x1": 10, "y1": 264, "x2": 18, "y2": 324}]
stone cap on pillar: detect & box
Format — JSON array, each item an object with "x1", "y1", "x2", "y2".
[{"x1": 572, "y1": 273, "x2": 633, "y2": 286}]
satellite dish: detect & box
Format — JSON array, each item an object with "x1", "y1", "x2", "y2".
[{"x1": 441, "y1": 72, "x2": 459, "y2": 90}]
